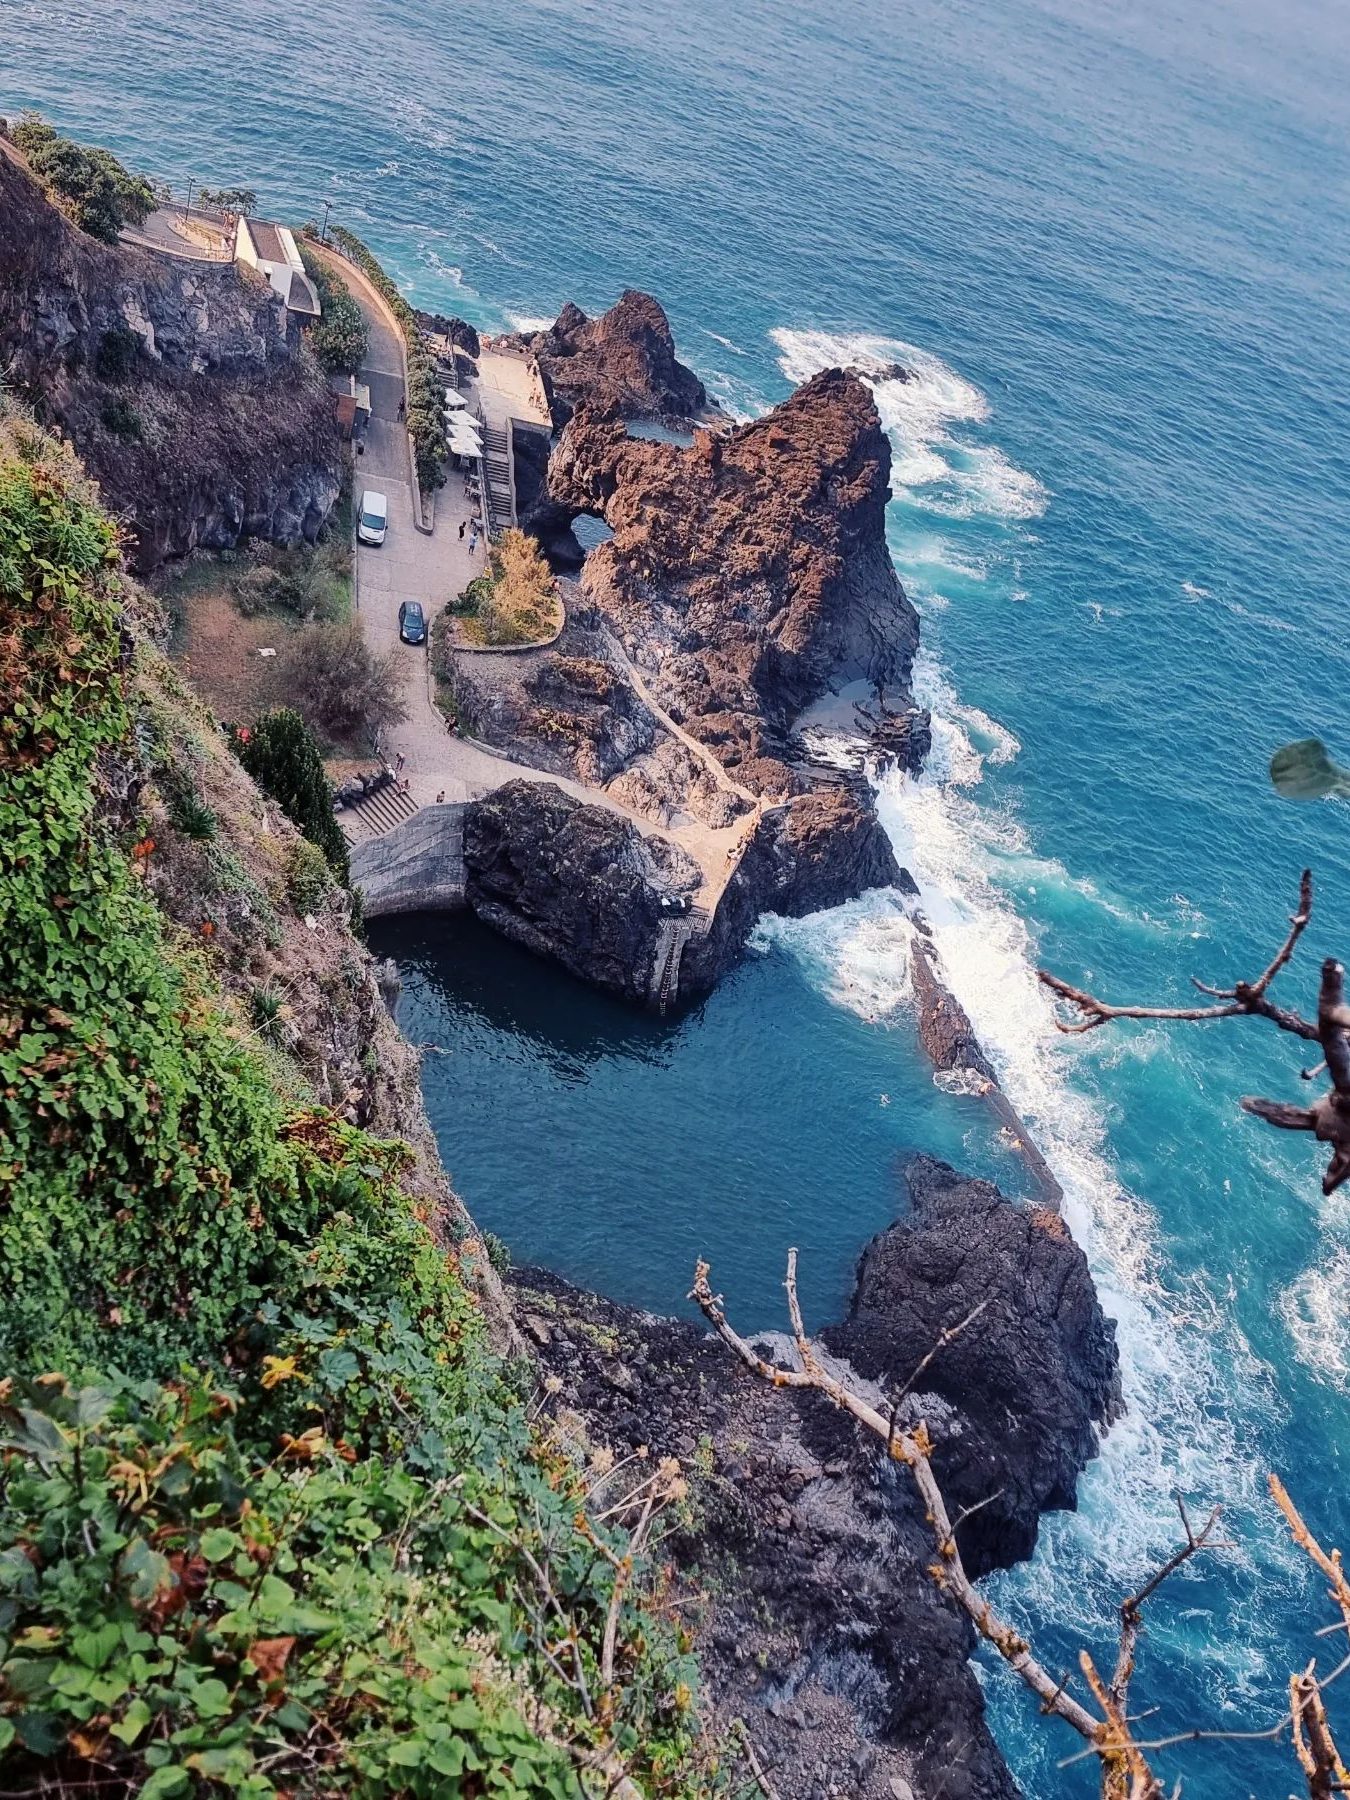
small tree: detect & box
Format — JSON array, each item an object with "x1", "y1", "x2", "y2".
[
  {"x1": 11, "y1": 114, "x2": 155, "y2": 244},
  {"x1": 300, "y1": 247, "x2": 369, "y2": 373},
  {"x1": 280, "y1": 622, "x2": 407, "y2": 747},
  {"x1": 231, "y1": 707, "x2": 349, "y2": 884},
  {"x1": 197, "y1": 185, "x2": 258, "y2": 215}
]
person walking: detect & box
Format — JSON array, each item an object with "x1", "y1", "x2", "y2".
[
  {"x1": 397, "y1": 395, "x2": 406, "y2": 421},
  {"x1": 394, "y1": 751, "x2": 406, "y2": 776},
  {"x1": 458, "y1": 519, "x2": 466, "y2": 540}
]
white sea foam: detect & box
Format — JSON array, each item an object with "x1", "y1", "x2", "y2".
[
  {"x1": 756, "y1": 322, "x2": 1287, "y2": 1668},
  {"x1": 505, "y1": 312, "x2": 555, "y2": 333},
  {"x1": 770, "y1": 326, "x2": 1048, "y2": 522}
]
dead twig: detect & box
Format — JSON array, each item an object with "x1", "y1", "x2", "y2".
[{"x1": 1040, "y1": 873, "x2": 1350, "y2": 1193}]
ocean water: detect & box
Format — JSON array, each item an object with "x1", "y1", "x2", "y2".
[{"x1": 7, "y1": 1, "x2": 1350, "y2": 1791}]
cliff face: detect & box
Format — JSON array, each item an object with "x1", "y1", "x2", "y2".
[
  {"x1": 0, "y1": 149, "x2": 341, "y2": 570},
  {"x1": 508, "y1": 288, "x2": 711, "y2": 427}
]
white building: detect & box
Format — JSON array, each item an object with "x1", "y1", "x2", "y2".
[{"x1": 233, "y1": 217, "x2": 321, "y2": 319}]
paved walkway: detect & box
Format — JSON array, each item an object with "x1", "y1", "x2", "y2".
[{"x1": 121, "y1": 205, "x2": 231, "y2": 261}]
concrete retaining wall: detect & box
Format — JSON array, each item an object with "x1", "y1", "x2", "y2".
[{"x1": 350, "y1": 803, "x2": 468, "y2": 918}]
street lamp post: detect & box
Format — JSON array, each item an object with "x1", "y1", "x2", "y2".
[
  {"x1": 183, "y1": 177, "x2": 194, "y2": 221},
  {"x1": 320, "y1": 199, "x2": 332, "y2": 243}
]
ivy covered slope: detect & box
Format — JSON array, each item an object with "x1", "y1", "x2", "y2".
[{"x1": 0, "y1": 419, "x2": 713, "y2": 1797}]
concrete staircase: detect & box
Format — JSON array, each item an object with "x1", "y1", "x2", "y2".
[
  {"x1": 650, "y1": 905, "x2": 710, "y2": 1014},
  {"x1": 338, "y1": 781, "x2": 420, "y2": 846},
  {"x1": 481, "y1": 424, "x2": 515, "y2": 532}
]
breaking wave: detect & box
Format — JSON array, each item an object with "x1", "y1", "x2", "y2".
[
  {"x1": 770, "y1": 326, "x2": 1048, "y2": 521},
  {"x1": 757, "y1": 321, "x2": 1290, "y2": 1724}
]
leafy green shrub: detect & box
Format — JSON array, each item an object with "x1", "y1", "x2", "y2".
[
  {"x1": 196, "y1": 185, "x2": 258, "y2": 214},
  {"x1": 229, "y1": 562, "x2": 284, "y2": 617},
  {"x1": 10, "y1": 113, "x2": 155, "y2": 245},
  {"x1": 164, "y1": 781, "x2": 218, "y2": 841},
  {"x1": 322, "y1": 226, "x2": 447, "y2": 488},
  {"x1": 249, "y1": 980, "x2": 289, "y2": 1043},
  {"x1": 277, "y1": 623, "x2": 407, "y2": 749},
  {"x1": 300, "y1": 247, "x2": 369, "y2": 374},
  {"x1": 286, "y1": 835, "x2": 334, "y2": 913},
  {"x1": 99, "y1": 396, "x2": 142, "y2": 441},
  {"x1": 0, "y1": 430, "x2": 716, "y2": 1798},
  {"x1": 231, "y1": 708, "x2": 349, "y2": 883},
  {"x1": 94, "y1": 325, "x2": 139, "y2": 382}
]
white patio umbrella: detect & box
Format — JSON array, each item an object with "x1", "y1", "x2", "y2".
[
  {"x1": 443, "y1": 387, "x2": 469, "y2": 410},
  {"x1": 449, "y1": 426, "x2": 483, "y2": 456}
]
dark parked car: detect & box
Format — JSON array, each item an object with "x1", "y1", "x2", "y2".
[{"x1": 398, "y1": 600, "x2": 427, "y2": 645}]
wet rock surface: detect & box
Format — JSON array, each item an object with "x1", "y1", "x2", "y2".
[
  {"x1": 509, "y1": 1144, "x2": 1121, "y2": 1800},
  {"x1": 824, "y1": 1156, "x2": 1122, "y2": 1575},
  {"x1": 0, "y1": 149, "x2": 341, "y2": 571}
]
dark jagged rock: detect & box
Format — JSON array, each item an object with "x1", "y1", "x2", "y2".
[
  {"x1": 824, "y1": 1156, "x2": 1122, "y2": 1575},
  {"x1": 414, "y1": 307, "x2": 480, "y2": 357},
  {"x1": 508, "y1": 288, "x2": 711, "y2": 427},
  {"x1": 907, "y1": 929, "x2": 998, "y2": 1083},
  {"x1": 0, "y1": 150, "x2": 341, "y2": 570},
  {"x1": 462, "y1": 780, "x2": 697, "y2": 1001},
  {"x1": 683, "y1": 787, "x2": 901, "y2": 994}
]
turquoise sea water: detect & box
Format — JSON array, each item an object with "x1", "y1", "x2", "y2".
[{"x1": 8, "y1": 1, "x2": 1350, "y2": 1789}]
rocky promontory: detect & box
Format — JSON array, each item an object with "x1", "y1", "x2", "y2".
[
  {"x1": 505, "y1": 287, "x2": 714, "y2": 427},
  {"x1": 0, "y1": 146, "x2": 341, "y2": 569},
  {"x1": 511, "y1": 1153, "x2": 1119, "y2": 1800},
  {"x1": 432, "y1": 322, "x2": 922, "y2": 1002}
]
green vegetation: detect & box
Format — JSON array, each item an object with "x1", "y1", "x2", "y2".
[
  {"x1": 300, "y1": 247, "x2": 369, "y2": 375},
  {"x1": 323, "y1": 226, "x2": 448, "y2": 489},
  {"x1": 0, "y1": 426, "x2": 714, "y2": 1794},
  {"x1": 278, "y1": 622, "x2": 408, "y2": 751},
  {"x1": 197, "y1": 185, "x2": 259, "y2": 214},
  {"x1": 7, "y1": 113, "x2": 155, "y2": 245},
  {"x1": 452, "y1": 528, "x2": 562, "y2": 647},
  {"x1": 231, "y1": 708, "x2": 349, "y2": 884},
  {"x1": 99, "y1": 396, "x2": 143, "y2": 441},
  {"x1": 228, "y1": 532, "x2": 352, "y2": 625},
  {"x1": 95, "y1": 325, "x2": 140, "y2": 383}
]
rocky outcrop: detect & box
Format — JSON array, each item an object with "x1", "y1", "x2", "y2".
[
  {"x1": 0, "y1": 148, "x2": 341, "y2": 570},
  {"x1": 462, "y1": 780, "x2": 699, "y2": 1001},
  {"x1": 552, "y1": 368, "x2": 918, "y2": 796},
  {"x1": 824, "y1": 1157, "x2": 1121, "y2": 1574},
  {"x1": 511, "y1": 1265, "x2": 1014, "y2": 1800},
  {"x1": 507, "y1": 289, "x2": 712, "y2": 428},
  {"x1": 510, "y1": 1148, "x2": 1120, "y2": 1800}
]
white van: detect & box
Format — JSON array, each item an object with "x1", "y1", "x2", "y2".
[{"x1": 357, "y1": 490, "x2": 388, "y2": 547}]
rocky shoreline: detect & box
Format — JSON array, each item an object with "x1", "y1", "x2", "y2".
[
  {"x1": 0, "y1": 141, "x2": 1124, "y2": 1796},
  {"x1": 511, "y1": 1157, "x2": 1118, "y2": 1800}
]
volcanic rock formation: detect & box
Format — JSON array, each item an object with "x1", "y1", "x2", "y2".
[
  {"x1": 506, "y1": 288, "x2": 712, "y2": 427},
  {"x1": 824, "y1": 1156, "x2": 1122, "y2": 1573},
  {"x1": 511, "y1": 1155, "x2": 1119, "y2": 1800},
  {"x1": 0, "y1": 146, "x2": 341, "y2": 570}
]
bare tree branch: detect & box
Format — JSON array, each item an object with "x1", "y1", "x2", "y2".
[
  {"x1": 691, "y1": 1257, "x2": 1107, "y2": 1746},
  {"x1": 1041, "y1": 873, "x2": 1350, "y2": 1193},
  {"x1": 1038, "y1": 871, "x2": 1316, "y2": 1040}
]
